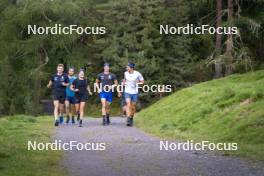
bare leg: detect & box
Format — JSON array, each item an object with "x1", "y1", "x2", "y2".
[
  {"x1": 106, "y1": 102, "x2": 111, "y2": 114},
  {"x1": 65, "y1": 100, "x2": 70, "y2": 117},
  {"x1": 59, "y1": 103, "x2": 64, "y2": 117},
  {"x1": 70, "y1": 104, "x2": 75, "y2": 117},
  {"x1": 126, "y1": 99, "x2": 132, "y2": 118},
  {"x1": 79, "y1": 102, "x2": 86, "y2": 120},
  {"x1": 78, "y1": 102, "x2": 86, "y2": 127},
  {"x1": 53, "y1": 101, "x2": 59, "y2": 120},
  {"x1": 131, "y1": 102, "x2": 136, "y2": 117},
  {"x1": 75, "y1": 104, "x2": 80, "y2": 120},
  {"x1": 106, "y1": 102, "x2": 111, "y2": 124},
  {"x1": 101, "y1": 99, "x2": 107, "y2": 116}
]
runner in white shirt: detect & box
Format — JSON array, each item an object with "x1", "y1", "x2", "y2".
[{"x1": 124, "y1": 62, "x2": 144, "y2": 126}]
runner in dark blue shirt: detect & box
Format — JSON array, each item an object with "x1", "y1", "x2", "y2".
[
  {"x1": 95, "y1": 63, "x2": 120, "y2": 125},
  {"x1": 47, "y1": 64, "x2": 69, "y2": 126}
]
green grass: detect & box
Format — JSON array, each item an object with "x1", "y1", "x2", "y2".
[
  {"x1": 136, "y1": 70, "x2": 264, "y2": 160},
  {"x1": 0, "y1": 115, "x2": 67, "y2": 176}
]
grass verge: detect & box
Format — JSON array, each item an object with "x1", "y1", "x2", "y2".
[
  {"x1": 136, "y1": 70, "x2": 264, "y2": 160},
  {"x1": 0, "y1": 115, "x2": 67, "y2": 176}
]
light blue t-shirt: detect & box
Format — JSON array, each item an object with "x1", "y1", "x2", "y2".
[{"x1": 66, "y1": 76, "x2": 77, "y2": 97}]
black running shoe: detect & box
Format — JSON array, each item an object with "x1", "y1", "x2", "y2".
[
  {"x1": 54, "y1": 119, "x2": 59, "y2": 127},
  {"x1": 78, "y1": 120, "x2": 83, "y2": 127},
  {"x1": 102, "y1": 116, "x2": 107, "y2": 126},
  {"x1": 126, "y1": 117, "x2": 131, "y2": 126},
  {"x1": 106, "y1": 114, "x2": 110, "y2": 125},
  {"x1": 72, "y1": 116, "x2": 75, "y2": 124},
  {"x1": 130, "y1": 117, "x2": 134, "y2": 126},
  {"x1": 66, "y1": 116, "x2": 70, "y2": 124}
]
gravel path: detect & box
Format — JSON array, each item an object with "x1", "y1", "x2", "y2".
[{"x1": 55, "y1": 117, "x2": 264, "y2": 176}]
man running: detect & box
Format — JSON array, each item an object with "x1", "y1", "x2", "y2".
[
  {"x1": 95, "y1": 63, "x2": 119, "y2": 125},
  {"x1": 65, "y1": 67, "x2": 77, "y2": 124},
  {"x1": 124, "y1": 62, "x2": 144, "y2": 126},
  {"x1": 47, "y1": 64, "x2": 69, "y2": 126}
]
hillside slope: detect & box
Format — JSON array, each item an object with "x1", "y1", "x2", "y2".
[{"x1": 136, "y1": 70, "x2": 264, "y2": 160}]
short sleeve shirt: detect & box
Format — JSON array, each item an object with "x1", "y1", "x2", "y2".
[
  {"x1": 50, "y1": 73, "x2": 69, "y2": 93},
  {"x1": 124, "y1": 70, "x2": 144, "y2": 94},
  {"x1": 97, "y1": 73, "x2": 117, "y2": 88},
  {"x1": 72, "y1": 79, "x2": 88, "y2": 95},
  {"x1": 66, "y1": 76, "x2": 77, "y2": 97}
]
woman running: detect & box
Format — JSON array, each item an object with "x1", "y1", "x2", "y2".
[{"x1": 71, "y1": 69, "x2": 92, "y2": 127}]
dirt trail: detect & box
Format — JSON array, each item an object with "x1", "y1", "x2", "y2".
[{"x1": 55, "y1": 117, "x2": 264, "y2": 176}]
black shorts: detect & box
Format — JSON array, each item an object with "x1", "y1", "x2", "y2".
[
  {"x1": 75, "y1": 94, "x2": 87, "y2": 103},
  {"x1": 53, "y1": 92, "x2": 66, "y2": 104},
  {"x1": 65, "y1": 96, "x2": 77, "y2": 104}
]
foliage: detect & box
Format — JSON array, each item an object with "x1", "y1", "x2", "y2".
[
  {"x1": 136, "y1": 70, "x2": 264, "y2": 160},
  {"x1": 0, "y1": 0, "x2": 263, "y2": 115}
]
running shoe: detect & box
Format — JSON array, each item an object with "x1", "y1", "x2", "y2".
[
  {"x1": 54, "y1": 119, "x2": 59, "y2": 127},
  {"x1": 130, "y1": 117, "x2": 134, "y2": 126},
  {"x1": 72, "y1": 116, "x2": 75, "y2": 124},
  {"x1": 78, "y1": 120, "x2": 83, "y2": 127},
  {"x1": 66, "y1": 116, "x2": 70, "y2": 124},
  {"x1": 106, "y1": 114, "x2": 110, "y2": 125},
  {"x1": 102, "y1": 116, "x2": 107, "y2": 126},
  {"x1": 126, "y1": 117, "x2": 131, "y2": 126}
]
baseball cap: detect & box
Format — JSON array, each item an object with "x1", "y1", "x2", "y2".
[
  {"x1": 127, "y1": 62, "x2": 135, "y2": 69},
  {"x1": 104, "y1": 63, "x2": 110, "y2": 67}
]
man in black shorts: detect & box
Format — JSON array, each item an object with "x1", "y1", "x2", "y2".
[{"x1": 47, "y1": 64, "x2": 69, "y2": 126}]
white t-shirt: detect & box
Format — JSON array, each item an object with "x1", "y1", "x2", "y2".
[{"x1": 124, "y1": 70, "x2": 144, "y2": 94}]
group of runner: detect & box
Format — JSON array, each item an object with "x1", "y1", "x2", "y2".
[{"x1": 47, "y1": 62, "x2": 144, "y2": 127}]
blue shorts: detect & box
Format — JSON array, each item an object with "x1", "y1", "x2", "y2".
[
  {"x1": 124, "y1": 93, "x2": 138, "y2": 103},
  {"x1": 65, "y1": 96, "x2": 76, "y2": 104},
  {"x1": 100, "y1": 92, "x2": 113, "y2": 103}
]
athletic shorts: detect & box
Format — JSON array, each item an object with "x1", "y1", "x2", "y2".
[
  {"x1": 53, "y1": 91, "x2": 66, "y2": 104},
  {"x1": 75, "y1": 94, "x2": 87, "y2": 103},
  {"x1": 124, "y1": 93, "x2": 138, "y2": 103},
  {"x1": 65, "y1": 96, "x2": 76, "y2": 104},
  {"x1": 99, "y1": 91, "x2": 113, "y2": 103}
]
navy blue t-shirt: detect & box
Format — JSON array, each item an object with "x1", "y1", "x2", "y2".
[
  {"x1": 50, "y1": 73, "x2": 69, "y2": 93},
  {"x1": 97, "y1": 73, "x2": 117, "y2": 87}
]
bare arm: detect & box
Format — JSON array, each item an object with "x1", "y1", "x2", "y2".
[
  {"x1": 114, "y1": 80, "x2": 122, "y2": 97},
  {"x1": 62, "y1": 82, "x2": 69, "y2": 87},
  {"x1": 95, "y1": 79, "x2": 101, "y2": 93},
  {"x1": 87, "y1": 85, "x2": 93, "y2": 95},
  {"x1": 70, "y1": 84, "x2": 79, "y2": 92},
  {"x1": 138, "y1": 80, "x2": 144, "y2": 84},
  {"x1": 47, "y1": 80, "x2": 52, "y2": 88}
]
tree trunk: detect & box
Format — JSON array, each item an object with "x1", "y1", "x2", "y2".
[
  {"x1": 214, "y1": 0, "x2": 223, "y2": 78},
  {"x1": 225, "y1": 0, "x2": 234, "y2": 75}
]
